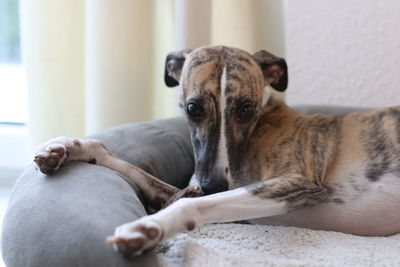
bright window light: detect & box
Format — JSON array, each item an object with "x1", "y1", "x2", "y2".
[
  {"x1": 0, "y1": 0, "x2": 27, "y2": 124},
  {"x1": 0, "y1": 64, "x2": 27, "y2": 124}
]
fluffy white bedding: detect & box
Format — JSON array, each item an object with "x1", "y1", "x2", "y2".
[{"x1": 157, "y1": 223, "x2": 400, "y2": 266}]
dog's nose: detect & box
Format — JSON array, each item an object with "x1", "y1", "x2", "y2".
[{"x1": 201, "y1": 178, "x2": 229, "y2": 195}]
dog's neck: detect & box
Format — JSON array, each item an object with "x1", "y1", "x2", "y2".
[{"x1": 259, "y1": 93, "x2": 300, "y2": 127}]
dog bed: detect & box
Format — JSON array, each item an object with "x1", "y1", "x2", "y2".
[
  {"x1": 4, "y1": 106, "x2": 395, "y2": 267},
  {"x1": 158, "y1": 223, "x2": 400, "y2": 266}
]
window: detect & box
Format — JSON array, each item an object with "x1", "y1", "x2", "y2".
[
  {"x1": 0, "y1": 0, "x2": 27, "y2": 124},
  {"x1": 0, "y1": 0, "x2": 29, "y2": 184}
]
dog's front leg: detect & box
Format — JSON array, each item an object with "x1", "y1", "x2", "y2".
[
  {"x1": 107, "y1": 174, "x2": 331, "y2": 257},
  {"x1": 33, "y1": 137, "x2": 200, "y2": 212}
]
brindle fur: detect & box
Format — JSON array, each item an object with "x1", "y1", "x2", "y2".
[{"x1": 244, "y1": 97, "x2": 400, "y2": 208}]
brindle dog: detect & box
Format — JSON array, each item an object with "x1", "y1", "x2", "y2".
[{"x1": 34, "y1": 46, "x2": 400, "y2": 257}]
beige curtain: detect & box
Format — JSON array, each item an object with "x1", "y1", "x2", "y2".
[
  {"x1": 20, "y1": 0, "x2": 85, "y2": 149},
  {"x1": 21, "y1": 0, "x2": 284, "y2": 149}
]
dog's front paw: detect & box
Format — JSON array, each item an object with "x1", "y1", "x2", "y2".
[
  {"x1": 106, "y1": 217, "x2": 163, "y2": 257},
  {"x1": 34, "y1": 142, "x2": 69, "y2": 174}
]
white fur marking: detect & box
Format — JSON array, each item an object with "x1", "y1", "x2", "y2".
[
  {"x1": 110, "y1": 187, "x2": 288, "y2": 254},
  {"x1": 218, "y1": 66, "x2": 233, "y2": 188},
  {"x1": 152, "y1": 187, "x2": 287, "y2": 237},
  {"x1": 262, "y1": 85, "x2": 273, "y2": 107}
]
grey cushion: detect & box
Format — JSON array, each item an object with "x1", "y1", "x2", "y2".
[
  {"x1": 292, "y1": 105, "x2": 373, "y2": 115},
  {"x1": 1, "y1": 106, "x2": 371, "y2": 267},
  {"x1": 1, "y1": 117, "x2": 193, "y2": 267}
]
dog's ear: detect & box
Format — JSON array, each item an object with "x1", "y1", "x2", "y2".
[
  {"x1": 164, "y1": 49, "x2": 192, "y2": 87},
  {"x1": 253, "y1": 50, "x2": 288, "y2": 92}
]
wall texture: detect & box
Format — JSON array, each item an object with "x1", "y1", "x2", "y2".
[{"x1": 285, "y1": 0, "x2": 400, "y2": 108}]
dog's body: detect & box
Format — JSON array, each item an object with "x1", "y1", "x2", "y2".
[
  {"x1": 34, "y1": 46, "x2": 400, "y2": 257},
  {"x1": 242, "y1": 101, "x2": 400, "y2": 236}
]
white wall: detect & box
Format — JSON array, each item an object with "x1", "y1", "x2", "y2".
[{"x1": 285, "y1": 0, "x2": 400, "y2": 108}]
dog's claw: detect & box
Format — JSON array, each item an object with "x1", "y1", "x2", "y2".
[{"x1": 108, "y1": 235, "x2": 146, "y2": 256}]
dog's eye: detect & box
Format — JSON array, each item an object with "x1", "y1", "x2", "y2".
[
  {"x1": 239, "y1": 103, "x2": 254, "y2": 121},
  {"x1": 187, "y1": 102, "x2": 203, "y2": 118}
]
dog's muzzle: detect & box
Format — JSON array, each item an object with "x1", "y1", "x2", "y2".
[{"x1": 200, "y1": 176, "x2": 229, "y2": 195}]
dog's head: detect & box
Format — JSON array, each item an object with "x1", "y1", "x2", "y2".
[{"x1": 164, "y1": 46, "x2": 288, "y2": 195}]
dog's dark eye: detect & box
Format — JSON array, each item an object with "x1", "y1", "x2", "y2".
[
  {"x1": 187, "y1": 102, "x2": 203, "y2": 118},
  {"x1": 239, "y1": 103, "x2": 254, "y2": 121}
]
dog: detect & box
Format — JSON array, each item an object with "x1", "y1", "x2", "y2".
[{"x1": 34, "y1": 46, "x2": 400, "y2": 257}]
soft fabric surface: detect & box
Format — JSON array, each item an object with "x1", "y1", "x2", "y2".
[{"x1": 158, "y1": 223, "x2": 400, "y2": 266}]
